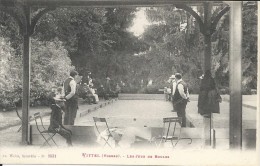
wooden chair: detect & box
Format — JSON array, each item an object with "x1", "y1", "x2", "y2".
[
  {"x1": 93, "y1": 117, "x2": 119, "y2": 148},
  {"x1": 15, "y1": 106, "x2": 33, "y2": 132},
  {"x1": 153, "y1": 117, "x2": 192, "y2": 148}
]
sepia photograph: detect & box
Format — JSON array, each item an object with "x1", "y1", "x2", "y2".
[{"x1": 0, "y1": 0, "x2": 259, "y2": 165}]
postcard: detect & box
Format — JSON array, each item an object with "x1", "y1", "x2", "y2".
[{"x1": 0, "y1": 0, "x2": 259, "y2": 165}]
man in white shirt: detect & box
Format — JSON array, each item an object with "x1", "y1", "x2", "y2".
[
  {"x1": 172, "y1": 73, "x2": 189, "y2": 127},
  {"x1": 63, "y1": 70, "x2": 79, "y2": 125}
]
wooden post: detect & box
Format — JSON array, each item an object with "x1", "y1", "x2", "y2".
[
  {"x1": 229, "y1": 1, "x2": 242, "y2": 149},
  {"x1": 21, "y1": 6, "x2": 31, "y2": 145},
  {"x1": 203, "y1": 2, "x2": 213, "y2": 147},
  {"x1": 256, "y1": 1, "x2": 260, "y2": 163}
]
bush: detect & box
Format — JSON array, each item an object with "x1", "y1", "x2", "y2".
[{"x1": 0, "y1": 38, "x2": 75, "y2": 108}]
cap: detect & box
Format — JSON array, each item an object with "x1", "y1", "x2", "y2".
[
  {"x1": 70, "y1": 70, "x2": 78, "y2": 77},
  {"x1": 175, "y1": 73, "x2": 182, "y2": 79},
  {"x1": 53, "y1": 95, "x2": 66, "y2": 102}
]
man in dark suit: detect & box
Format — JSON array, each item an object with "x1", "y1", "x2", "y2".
[
  {"x1": 172, "y1": 73, "x2": 190, "y2": 127},
  {"x1": 63, "y1": 70, "x2": 79, "y2": 125},
  {"x1": 48, "y1": 96, "x2": 72, "y2": 146}
]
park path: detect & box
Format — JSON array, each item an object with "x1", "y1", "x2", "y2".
[
  {"x1": 75, "y1": 100, "x2": 175, "y2": 127},
  {"x1": 0, "y1": 94, "x2": 257, "y2": 148},
  {"x1": 76, "y1": 97, "x2": 257, "y2": 129},
  {"x1": 186, "y1": 97, "x2": 256, "y2": 129}
]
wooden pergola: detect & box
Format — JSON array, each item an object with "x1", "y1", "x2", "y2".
[{"x1": 0, "y1": 0, "x2": 244, "y2": 149}]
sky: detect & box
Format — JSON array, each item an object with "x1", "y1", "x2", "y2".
[{"x1": 128, "y1": 8, "x2": 150, "y2": 37}]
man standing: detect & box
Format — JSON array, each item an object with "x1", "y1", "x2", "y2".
[
  {"x1": 168, "y1": 75, "x2": 176, "y2": 102},
  {"x1": 63, "y1": 70, "x2": 79, "y2": 125},
  {"x1": 172, "y1": 73, "x2": 189, "y2": 127},
  {"x1": 104, "y1": 77, "x2": 111, "y2": 100}
]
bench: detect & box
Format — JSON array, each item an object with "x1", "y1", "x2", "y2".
[{"x1": 158, "y1": 88, "x2": 165, "y2": 92}]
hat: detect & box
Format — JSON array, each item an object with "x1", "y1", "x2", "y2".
[
  {"x1": 53, "y1": 95, "x2": 66, "y2": 102},
  {"x1": 106, "y1": 77, "x2": 111, "y2": 80},
  {"x1": 70, "y1": 70, "x2": 78, "y2": 77},
  {"x1": 169, "y1": 75, "x2": 175, "y2": 79},
  {"x1": 175, "y1": 73, "x2": 182, "y2": 79},
  {"x1": 199, "y1": 74, "x2": 204, "y2": 79}
]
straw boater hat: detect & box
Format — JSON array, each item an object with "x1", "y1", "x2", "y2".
[
  {"x1": 169, "y1": 75, "x2": 175, "y2": 79},
  {"x1": 53, "y1": 95, "x2": 66, "y2": 102}
]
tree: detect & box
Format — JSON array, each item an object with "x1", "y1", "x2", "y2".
[
  {"x1": 139, "y1": 7, "x2": 203, "y2": 92},
  {"x1": 213, "y1": 2, "x2": 257, "y2": 93},
  {"x1": 0, "y1": 36, "x2": 21, "y2": 108},
  {"x1": 34, "y1": 7, "x2": 147, "y2": 86},
  {"x1": 0, "y1": 36, "x2": 74, "y2": 107},
  {"x1": 134, "y1": 4, "x2": 257, "y2": 94}
]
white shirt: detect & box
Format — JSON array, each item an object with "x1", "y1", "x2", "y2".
[
  {"x1": 64, "y1": 76, "x2": 77, "y2": 100},
  {"x1": 172, "y1": 80, "x2": 177, "y2": 95},
  {"x1": 172, "y1": 79, "x2": 189, "y2": 99}
]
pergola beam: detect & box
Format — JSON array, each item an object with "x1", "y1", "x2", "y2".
[{"x1": 0, "y1": 0, "x2": 223, "y2": 7}]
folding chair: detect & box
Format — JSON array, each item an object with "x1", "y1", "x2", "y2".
[
  {"x1": 153, "y1": 117, "x2": 192, "y2": 148},
  {"x1": 93, "y1": 117, "x2": 119, "y2": 148},
  {"x1": 33, "y1": 112, "x2": 58, "y2": 147},
  {"x1": 15, "y1": 107, "x2": 33, "y2": 132}
]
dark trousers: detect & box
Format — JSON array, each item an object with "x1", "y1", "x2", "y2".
[
  {"x1": 173, "y1": 100, "x2": 187, "y2": 127},
  {"x1": 58, "y1": 128, "x2": 72, "y2": 146},
  {"x1": 64, "y1": 100, "x2": 78, "y2": 125}
]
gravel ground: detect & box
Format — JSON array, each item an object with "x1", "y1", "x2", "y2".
[
  {"x1": 76, "y1": 100, "x2": 175, "y2": 127},
  {"x1": 0, "y1": 98, "x2": 115, "y2": 147},
  {"x1": 0, "y1": 95, "x2": 257, "y2": 148}
]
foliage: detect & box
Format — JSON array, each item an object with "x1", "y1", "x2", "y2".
[
  {"x1": 34, "y1": 7, "x2": 147, "y2": 84},
  {"x1": 132, "y1": 4, "x2": 257, "y2": 94},
  {"x1": 30, "y1": 38, "x2": 74, "y2": 106},
  {"x1": 0, "y1": 4, "x2": 257, "y2": 99},
  {"x1": 0, "y1": 37, "x2": 21, "y2": 108},
  {"x1": 137, "y1": 7, "x2": 203, "y2": 93},
  {"x1": 0, "y1": 37, "x2": 74, "y2": 108},
  {"x1": 213, "y1": 3, "x2": 257, "y2": 93}
]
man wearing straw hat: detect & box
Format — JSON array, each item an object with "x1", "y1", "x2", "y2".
[{"x1": 48, "y1": 96, "x2": 72, "y2": 146}]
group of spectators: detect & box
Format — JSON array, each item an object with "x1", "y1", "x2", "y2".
[
  {"x1": 77, "y1": 71, "x2": 121, "y2": 104},
  {"x1": 164, "y1": 70, "x2": 222, "y2": 127},
  {"x1": 77, "y1": 71, "x2": 99, "y2": 104}
]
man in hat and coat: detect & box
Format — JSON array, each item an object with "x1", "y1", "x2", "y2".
[
  {"x1": 104, "y1": 77, "x2": 112, "y2": 100},
  {"x1": 198, "y1": 70, "x2": 222, "y2": 116}
]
